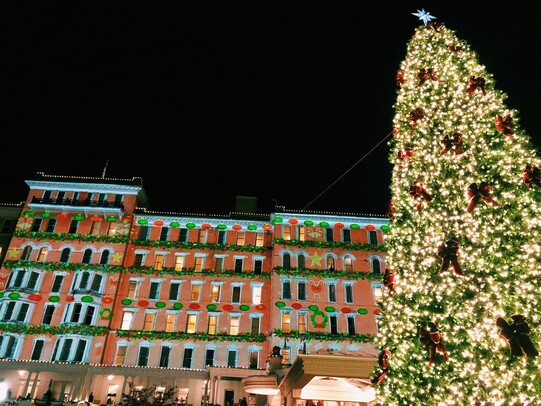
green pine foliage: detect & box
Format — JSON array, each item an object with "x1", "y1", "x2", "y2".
[{"x1": 374, "y1": 21, "x2": 541, "y2": 405}]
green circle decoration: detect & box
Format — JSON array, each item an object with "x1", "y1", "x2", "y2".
[
  {"x1": 358, "y1": 308, "x2": 368, "y2": 315},
  {"x1": 308, "y1": 304, "x2": 319, "y2": 311},
  {"x1": 173, "y1": 303, "x2": 183, "y2": 310},
  {"x1": 8, "y1": 292, "x2": 20, "y2": 300},
  {"x1": 49, "y1": 296, "x2": 60, "y2": 302},
  {"x1": 381, "y1": 224, "x2": 391, "y2": 233},
  {"x1": 42, "y1": 212, "x2": 51, "y2": 219},
  {"x1": 138, "y1": 219, "x2": 148, "y2": 225},
  {"x1": 325, "y1": 306, "x2": 335, "y2": 312},
  {"x1": 0, "y1": 292, "x2": 4, "y2": 298},
  {"x1": 156, "y1": 301, "x2": 166, "y2": 308},
  {"x1": 247, "y1": 224, "x2": 257, "y2": 231},
  {"x1": 107, "y1": 216, "x2": 117, "y2": 222},
  {"x1": 81, "y1": 296, "x2": 94, "y2": 303},
  {"x1": 239, "y1": 304, "x2": 250, "y2": 311},
  {"x1": 310, "y1": 309, "x2": 329, "y2": 328},
  {"x1": 319, "y1": 221, "x2": 330, "y2": 228},
  {"x1": 74, "y1": 214, "x2": 85, "y2": 221},
  {"x1": 24, "y1": 210, "x2": 35, "y2": 218},
  {"x1": 170, "y1": 221, "x2": 180, "y2": 228},
  {"x1": 186, "y1": 222, "x2": 196, "y2": 229},
  {"x1": 275, "y1": 301, "x2": 286, "y2": 308},
  {"x1": 271, "y1": 217, "x2": 283, "y2": 224},
  {"x1": 303, "y1": 220, "x2": 314, "y2": 226},
  {"x1": 206, "y1": 304, "x2": 217, "y2": 311},
  {"x1": 99, "y1": 308, "x2": 113, "y2": 320},
  {"x1": 217, "y1": 224, "x2": 227, "y2": 230},
  {"x1": 121, "y1": 298, "x2": 133, "y2": 305},
  {"x1": 350, "y1": 223, "x2": 360, "y2": 230}
]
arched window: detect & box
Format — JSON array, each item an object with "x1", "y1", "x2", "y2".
[
  {"x1": 371, "y1": 258, "x2": 381, "y2": 275},
  {"x1": 327, "y1": 256, "x2": 335, "y2": 270},
  {"x1": 100, "y1": 250, "x2": 111, "y2": 265},
  {"x1": 82, "y1": 249, "x2": 93, "y2": 264},
  {"x1": 297, "y1": 254, "x2": 306, "y2": 270},
  {"x1": 282, "y1": 253, "x2": 291, "y2": 269},
  {"x1": 59, "y1": 248, "x2": 71, "y2": 263},
  {"x1": 21, "y1": 246, "x2": 33, "y2": 260},
  {"x1": 344, "y1": 257, "x2": 353, "y2": 272}
]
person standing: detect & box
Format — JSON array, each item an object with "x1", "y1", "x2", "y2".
[{"x1": 239, "y1": 397, "x2": 247, "y2": 406}]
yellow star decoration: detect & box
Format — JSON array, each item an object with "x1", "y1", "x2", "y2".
[
  {"x1": 309, "y1": 251, "x2": 324, "y2": 267},
  {"x1": 8, "y1": 248, "x2": 20, "y2": 258},
  {"x1": 112, "y1": 252, "x2": 123, "y2": 264}
]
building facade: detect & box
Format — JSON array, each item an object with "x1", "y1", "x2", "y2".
[{"x1": 0, "y1": 173, "x2": 387, "y2": 406}]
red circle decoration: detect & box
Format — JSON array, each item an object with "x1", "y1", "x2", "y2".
[
  {"x1": 66, "y1": 296, "x2": 75, "y2": 303},
  {"x1": 57, "y1": 213, "x2": 69, "y2": 220},
  {"x1": 189, "y1": 303, "x2": 201, "y2": 310},
  {"x1": 373, "y1": 308, "x2": 381, "y2": 315},
  {"x1": 365, "y1": 224, "x2": 376, "y2": 231},
  {"x1": 223, "y1": 304, "x2": 234, "y2": 311},
  {"x1": 288, "y1": 218, "x2": 298, "y2": 225},
  {"x1": 28, "y1": 293, "x2": 42, "y2": 302},
  {"x1": 262, "y1": 224, "x2": 273, "y2": 231},
  {"x1": 138, "y1": 300, "x2": 150, "y2": 307},
  {"x1": 334, "y1": 222, "x2": 344, "y2": 229},
  {"x1": 292, "y1": 303, "x2": 303, "y2": 310},
  {"x1": 255, "y1": 304, "x2": 266, "y2": 311},
  {"x1": 154, "y1": 219, "x2": 165, "y2": 227},
  {"x1": 202, "y1": 223, "x2": 212, "y2": 230},
  {"x1": 90, "y1": 215, "x2": 102, "y2": 222},
  {"x1": 341, "y1": 307, "x2": 352, "y2": 313},
  {"x1": 102, "y1": 296, "x2": 114, "y2": 304},
  {"x1": 232, "y1": 224, "x2": 242, "y2": 231}
]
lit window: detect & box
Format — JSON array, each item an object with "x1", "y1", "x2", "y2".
[
  {"x1": 255, "y1": 233, "x2": 264, "y2": 247},
  {"x1": 298, "y1": 313, "x2": 308, "y2": 333},
  {"x1": 208, "y1": 315, "x2": 218, "y2": 334},
  {"x1": 283, "y1": 226, "x2": 291, "y2": 240},
  {"x1": 191, "y1": 284, "x2": 201, "y2": 301},
  {"x1": 186, "y1": 314, "x2": 197, "y2": 333},
  {"x1": 143, "y1": 312, "x2": 155, "y2": 330},
  {"x1": 298, "y1": 226, "x2": 306, "y2": 241},
  {"x1": 107, "y1": 222, "x2": 116, "y2": 236},
  {"x1": 198, "y1": 229, "x2": 207, "y2": 243},
  {"x1": 121, "y1": 311, "x2": 134, "y2": 330},
  {"x1": 229, "y1": 315, "x2": 240, "y2": 335},
  {"x1": 174, "y1": 256, "x2": 185, "y2": 271},
  {"x1": 236, "y1": 232, "x2": 245, "y2": 245},
  {"x1": 211, "y1": 285, "x2": 221, "y2": 302},
  {"x1": 115, "y1": 345, "x2": 127, "y2": 365},
  {"x1": 154, "y1": 254, "x2": 165, "y2": 270},
  {"x1": 89, "y1": 221, "x2": 100, "y2": 235},
  {"x1": 194, "y1": 257, "x2": 204, "y2": 272},
  {"x1": 252, "y1": 285, "x2": 262, "y2": 305},
  {"x1": 37, "y1": 247, "x2": 47, "y2": 261},
  {"x1": 127, "y1": 280, "x2": 138, "y2": 298},
  {"x1": 345, "y1": 257, "x2": 353, "y2": 272},
  {"x1": 281, "y1": 312, "x2": 291, "y2": 333},
  {"x1": 165, "y1": 313, "x2": 175, "y2": 332}
]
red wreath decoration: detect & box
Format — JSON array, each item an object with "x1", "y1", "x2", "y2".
[
  {"x1": 467, "y1": 181, "x2": 499, "y2": 212},
  {"x1": 409, "y1": 182, "x2": 433, "y2": 211},
  {"x1": 383, "y1": 268, "x2": 396, "y2": 294},
  {"x1": 496, "y1": 314, "x2": 539, "y2": 358},
  {"x1": 419, "y1": 322, "x2": 448, "y2": 365},
  {"x1": 437, "y1": 239, "x2": 463, "y2": 275},
  {"x1": 408, "y1": 108, "x2": 425, "y2": 127},
  {"x1": 417, "y1": 68, "x2": 443, "y2": 86},
  {"x1": 523, "y1": 164, "x2": 541, "y2": 188},
  {"x1": 371, "y1": 349, "x2": 392, "y2": 384},
  {"x1": 439, "y1": 132, "x2": 463, "y2": 156},
  {"x1": 396, "y1": 70, "x2": 404, "y2": 88},
  {"x1": 495, "y1": 114, "x2": 514, "y2": 138},
  {"x1": 387, "y1": 200, "x2": 396, "y2": 220},
  {"x1": 466, "y1": 76, "x2": 486, "y2": 95}
]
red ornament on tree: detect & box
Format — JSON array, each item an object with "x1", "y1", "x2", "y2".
[
  {"x1": 419, "y1": 321, "x2": 448, "y2": 365},
  {"x1": 408, "y1": 182, "x2": 433, "y2": 211},
  {"x1": 523, "y1": 164, "x2": 541, "y2": 188},
  {"x1": 437, "y1": 239, "x2": 463, "y2": 275},
  {"x1": 467, "y1": 182, "x2": 499, "y2": 212},
  {"x1": 495, "y1": 114, "x2": 514, "y2": 138},
  {"x1": 466, "y1": 76, "x2": 486, "y2": 95},
  {"x1": 439, "y1": 132, "x2": 463, "y2": 156}
]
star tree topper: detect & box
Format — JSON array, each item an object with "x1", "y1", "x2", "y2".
[{"x1": 412, "y1": 9, "x2": 436, "y2": 25}]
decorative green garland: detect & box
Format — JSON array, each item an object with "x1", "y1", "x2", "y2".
[
  {"x1": 273, "y1": 329, "x2": 375, "y2": 344},
  {"x1": 273, "y1": 238, "x2": 387, "y2": 252}
]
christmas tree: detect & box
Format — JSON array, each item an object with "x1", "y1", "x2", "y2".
[{"x1": 373, "y1": 10, "x2": 541, "y2": 405}]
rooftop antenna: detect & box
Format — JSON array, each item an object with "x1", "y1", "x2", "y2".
[{"x1": 101, "y1": 159, "x2": 109, "y2": 178}]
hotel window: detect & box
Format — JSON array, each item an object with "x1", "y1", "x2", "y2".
[
  {"x1": 191, "y1": 283, "x2": 201, "y2": 301},
  {"x1": 250, "y1": 316, "x2": 261, "y2": 335},
  {"x1": 229, "y1": 315, "x2": 240, "y2": 335},
  {"x1": 330, "y1": 314, "x2": 338, "y2": 334},
  {"x1": 159, "y1": 345, "x2": 171, "y2": 368},
  {"x1": 205, "y1": 348, "x2": 215, "y2": 367},
  {"x1": 165, "y1": 313, "x2": 176, "y2": 332},
  {"x1": 42, "y1": 305, "x2": 55, "y2": 325},
  {"x1": 89, "y1": 221, "x2": 100, "y2": 235},
  {"x1": 90, "y1": 273, "x2": 103, "y2": 293},
  {"x1": 21, "y1": 246, "x2": 32, "y2": 260},
  {"x1": 297, "y1": 226, "x2": 306, "y2": 241},
  {"x1": 254, "y1": 259, "x2": 263, "y2": 275},
  {"x1": 160, "y1": 227, "x2": 169, "y2": 241},
  {"x1": 249, "y1": 351, "x2": 258, "y2": 369},
  {"x1": 208, "y1": 315, "x2": 218, "y2": 334},
  {"x1": 283, "y1": 226, "x2": 291, "y2": 240},
  {"x1": 325, "y1": 228, "x2": 334, "y2": 242},
  {"x1": 149, "y1": 281, "x2": 161, "y2": 300},
  {"x1": 282, "y1": 253, "x2": 291, "y2": 269},
  {"x1": 252, "y1": 285, "x2": 262, "y2": 304},
  {"x1": 234, "y1": 258, "x2": 243, "y2": 273},
  {"x1": 297, "y1": 254, "x2": 306, "y2": 270},
  {"x1": 51, "y1": 337, "x2": 89, "y2": 363},
  {"x1": 100, "y1": 250, "x2": 111, "y2": 265},
  {"x1": 282, "y1": 280, "x2": 291, "y2": 300},
  {"x1": 115, "y1": 344, "x2": 127, "y2": 365},
  {"x1": 347, "y1": 315, "x2": 356, "y2": 336},
  {"x1": 281, "y1": 311, "x2": 291, "y2": 333},
  {"x1": 106, "y1": 221, "x2": 116, "y2": 236},
  {"x1": 372, "y1": 282, "x2": 384, "y2": 301},
  {"x1": 210, "y1": 284, "x2": 221, "y2": 302},
  {"x1": 0, "y1": 301, "x2": 30, "y2": 322},
  {"x1": 0, "y1": 335, "x2": 19, "y2": 359},
  {"x1": 31, "y1": 339, "x2": 45, "y2": 361},
  {"x1": 138, "y1": 226, "x2": 150, "y2": 240},
  {"x1": 178, "y1": 228, "x2": 188, "y2": 242},
  {"x1": 121, "y1": 311, "x2": 134, "y2": 330},
  {"x1": 345, "y1": 257, "x2": 353, "y2": 272},
  {"x1": 182, "y1": 348, "x2": 194, "y2": 368},
  {"x1": 232, "y1": 286, "x2": 241, "y2": 304},
  {"x1": 255, "y1": 233, "x2": 264, "y2": 247},
  {"x1": 297, "y1": 281, "x2": 306, "y2": 301},
  {"x1": 372, "y1": 258, "x2": 382, "y2": 275},
  {"x1": 51, "y1": 274, "x2": 64, "y2": 293},
  {"x1": 63, "y1": 303, "x2": 96, "y2": 325},
  {"x1": 133, "y1": 252, "x2": 147, "y2": 268},
  {"x1": 45, "y1": 218, "x2": 57, "y2": 233},
  {"x1": 327, "y1": 256, "x2": 335, "y2": 270},
  {"x1": 214, "y1": 257, "x2": 224, "y2": 271},
  {"x1": 169, "y1": 281, "x2": 181, "y2": 301},
  {"x1": 37, "y1": 247, "x2": 47, "y2": 261},
  {"x1": 198, "y1": 229, "x2": 208, "y2": 243},
  {"x1": 127, "y1": 280, "x2": 139, "y2": 298},
  {"x1": 236, "y1": 232, "x2": 245, "y2": 245},
  {"x1": 68, "y1": 219, "x2": 78, "y2": 233},
  {"x1": 328, "y1": 282, "x2": 337, "y2": 302},
  {"x1": 369, "y1": 230, "x2": 378, "y2": 245},
  {"x1": 217, "y1": 230, "x2": 226, "y2": 245},
  {"x1": 154, "y1": 254, "x2": 165, "y2": 270},
  {"x1": 82, "y1": 249, "x2": 93, "y2": 264},
  {"x1": 174, "y1": 255, "x2": 185, "y2": 271},
  {"x1": 143, "y1": 312, "x2": 156, "y2": 330},
  {"x1": 342, "y1": 228, "x2": 351, "y2": 243},
  {"x1": 186, "y1": 313, "x2": 197, "y2": 333},
  {"x1": 194, "y1": 256, "x2": 204, "y2": 272},
  {"x1": 345, "y1": 283, "x2": 354, "y2": 304},
  {"x1": 31, "y1": 218, "x2": 42, "y2": 232},
  {"x1": 227, "y1": 349, "x2": 237, "y2": 367},
  {"x1": 137, "y1": 345, "x2": 149, "y2": 366},
  {"x1": 59, "y1": 247, "x2": 71, "y2": 263},
  {"x1": 298, "y1": 312, "x2": 308, "y2": 333}
]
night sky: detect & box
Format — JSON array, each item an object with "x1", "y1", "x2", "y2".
[{"x1": 3, "y1": 2, "x2": 541, "y2": 215}]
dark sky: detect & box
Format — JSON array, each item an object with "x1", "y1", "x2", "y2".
[{"x1": 3, "y1": 2, "x2": 541, "y2": 215}]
